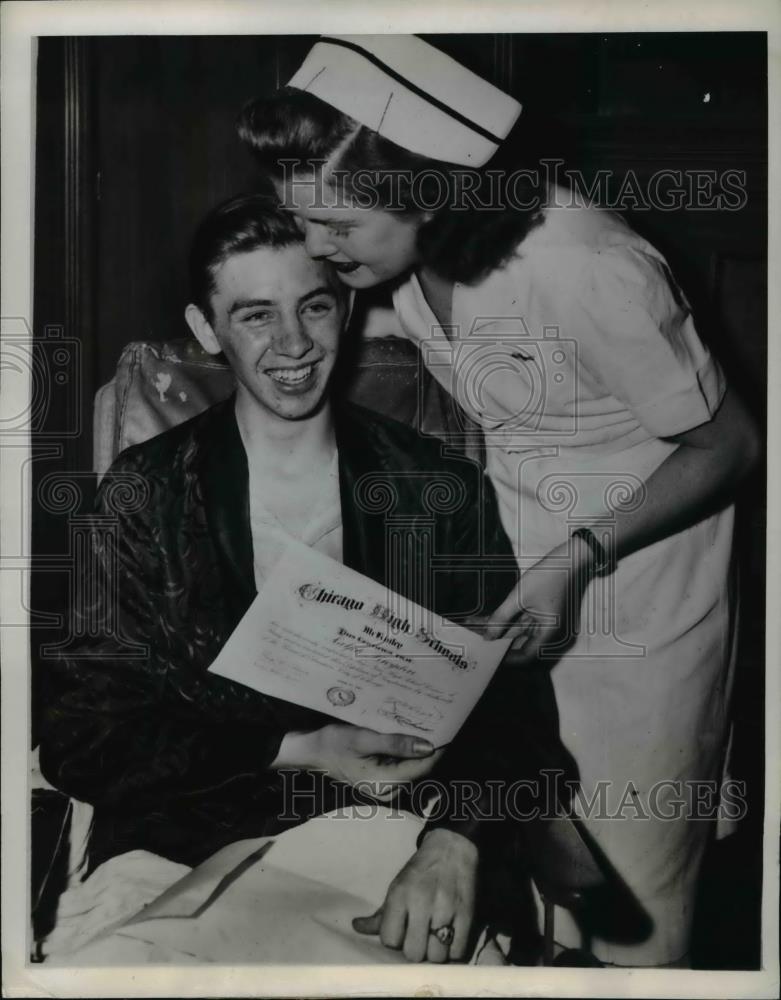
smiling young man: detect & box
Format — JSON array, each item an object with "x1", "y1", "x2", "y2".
[{"x1": 37, "y1": 194, "x2": 574, "y2": 964}]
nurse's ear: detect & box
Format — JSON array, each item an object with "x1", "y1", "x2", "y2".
[{"x1": 184, "y1": 303, "x2": 221, "y2": 356}]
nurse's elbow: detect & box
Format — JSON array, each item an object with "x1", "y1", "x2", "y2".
[
  {"x1": 730, "y1": 394, "x2": 762, "y2": 479},
  {"x1": 704, "y1": 385, "x2": 761, "y2": 482}
]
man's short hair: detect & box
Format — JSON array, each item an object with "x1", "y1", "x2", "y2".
[{"x1": 189, "y1": 192, "x2": 305, "y2": 322}]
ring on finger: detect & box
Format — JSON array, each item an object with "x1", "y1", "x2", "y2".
[{"x1": 431, "y1": 924, "x2": 455, "y2": 946}]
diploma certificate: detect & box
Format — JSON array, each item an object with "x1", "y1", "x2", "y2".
[{"x1": 208, "y1": 540, "x2": 512, "y2": 746}]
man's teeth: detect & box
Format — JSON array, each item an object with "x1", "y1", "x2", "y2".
[{"x1": 267, "y1": 365, "x2": 313, "y2": 385}]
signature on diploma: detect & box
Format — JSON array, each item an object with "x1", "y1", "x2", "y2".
[{"x1": 377, "y1": 698, "x2": 442, "y2": 733}]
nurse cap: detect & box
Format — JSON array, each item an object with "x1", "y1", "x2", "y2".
[{"x1": 287, "y1": 35, "x2": 522, "y2": 167}]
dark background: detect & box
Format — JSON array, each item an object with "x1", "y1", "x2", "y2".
[{"x1": 32, "y1": 33, "x2": 767, "y2": 968}]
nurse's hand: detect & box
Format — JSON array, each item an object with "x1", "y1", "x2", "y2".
[
  {"x1": 352, "y1": 828, "x2": 477, "y2": 962},
  {"x1": 486, "y1": 538, "x2": 595, "y2": 661}
]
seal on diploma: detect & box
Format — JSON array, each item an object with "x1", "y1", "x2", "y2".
[{"x1": 327, "y1": 686, "x2": 356, "y2": 707}]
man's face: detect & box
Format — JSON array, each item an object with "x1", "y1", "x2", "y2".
[{"x1": 201, "y1": 244, "x2": 346, "y2": 423}]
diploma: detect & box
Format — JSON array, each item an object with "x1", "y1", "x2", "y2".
[{"x1": 208, "y1": 539, "x2": 512, "y2": 746}]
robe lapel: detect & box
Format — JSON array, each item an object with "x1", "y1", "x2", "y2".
[{"x1": 196, "y1": 398, "x2": 256, "y2": 624}]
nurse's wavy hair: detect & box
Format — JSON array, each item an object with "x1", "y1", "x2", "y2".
[{"x1": 238, "y1": 88, "x2": 546, "y2": 286}]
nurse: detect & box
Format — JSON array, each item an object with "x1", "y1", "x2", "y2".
[{"x1": 238, "y1": 35, "x2": 760, "y2": 966}]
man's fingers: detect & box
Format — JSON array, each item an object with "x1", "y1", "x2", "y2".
[
  {"x1": 378, "y1": 749, "x2": 445, "y2": 783},
  {"x1": 354, "y1": 897, "x2": 407, "y2": 951},
  {"x1": 352, "y1": 747, "x2": 445, "y2": 800},
  {"x1": 379, "y1": 895, "x2": 407, "y2": 950},
  {"x1": 450, "y1": 880, "x2": 476, "y2": 961},
  {"x1": 425, "y1": 929, "x2": 451, "y2": 964},
  {"x1": 355, "y1": 730, "x2": 435, "y2": 760},
  {"x1": 403, "y1": 901, "x2": 431, "y2": 963},
  {"x1": 449, "y1": 908, "x2": 472, "y2": 962},
  {"x1": 426, "y1": 896, "x2": 456, "y2": 963},
  {"x1": 352, "y1": 908, "x2": 382, "y2": 936}
]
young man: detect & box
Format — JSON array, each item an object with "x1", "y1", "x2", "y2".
[{"x1": 38, "y1": 194, "x2": 564, "y2": 963}]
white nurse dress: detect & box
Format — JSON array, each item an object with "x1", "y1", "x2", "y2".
[{"x1": 390, "y1": 196, "x2": 737, "y2": 965}]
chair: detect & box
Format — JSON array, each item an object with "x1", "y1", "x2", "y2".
[{"x1": 92, "y1": 333, "x2": 483, "y2": 477}]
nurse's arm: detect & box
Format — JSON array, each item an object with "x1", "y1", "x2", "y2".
[
  {"x1": 605, "y1": 385, "x2": 760, "y2": 560},
  {"x1": 489, "y1": 387, "x2": 760, "y2": 654}
]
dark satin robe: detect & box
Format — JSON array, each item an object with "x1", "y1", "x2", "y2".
[{"x1": 38, "y1": 397, "x2": 568, "y2": 872}]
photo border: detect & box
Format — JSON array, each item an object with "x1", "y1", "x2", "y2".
[{"x1": 2, "y1": 1, "x2": 779, "y2": 996}]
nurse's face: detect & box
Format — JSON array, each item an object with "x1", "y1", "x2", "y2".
[{"x1": 276, "y1": 173, "x2": 424, "y2": 289}]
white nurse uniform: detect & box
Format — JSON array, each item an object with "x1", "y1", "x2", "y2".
[{"x1": 390, "y1": 195, "x2": 737, "y2": 965}]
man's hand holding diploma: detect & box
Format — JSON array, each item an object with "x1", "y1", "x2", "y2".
[{"x1": 271, "y1": 723, "x2": 445, "y2": 800}]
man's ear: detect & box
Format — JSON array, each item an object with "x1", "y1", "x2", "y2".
[{"x1": 184, "y1": 303, "x2": 221, "y2": 355}]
